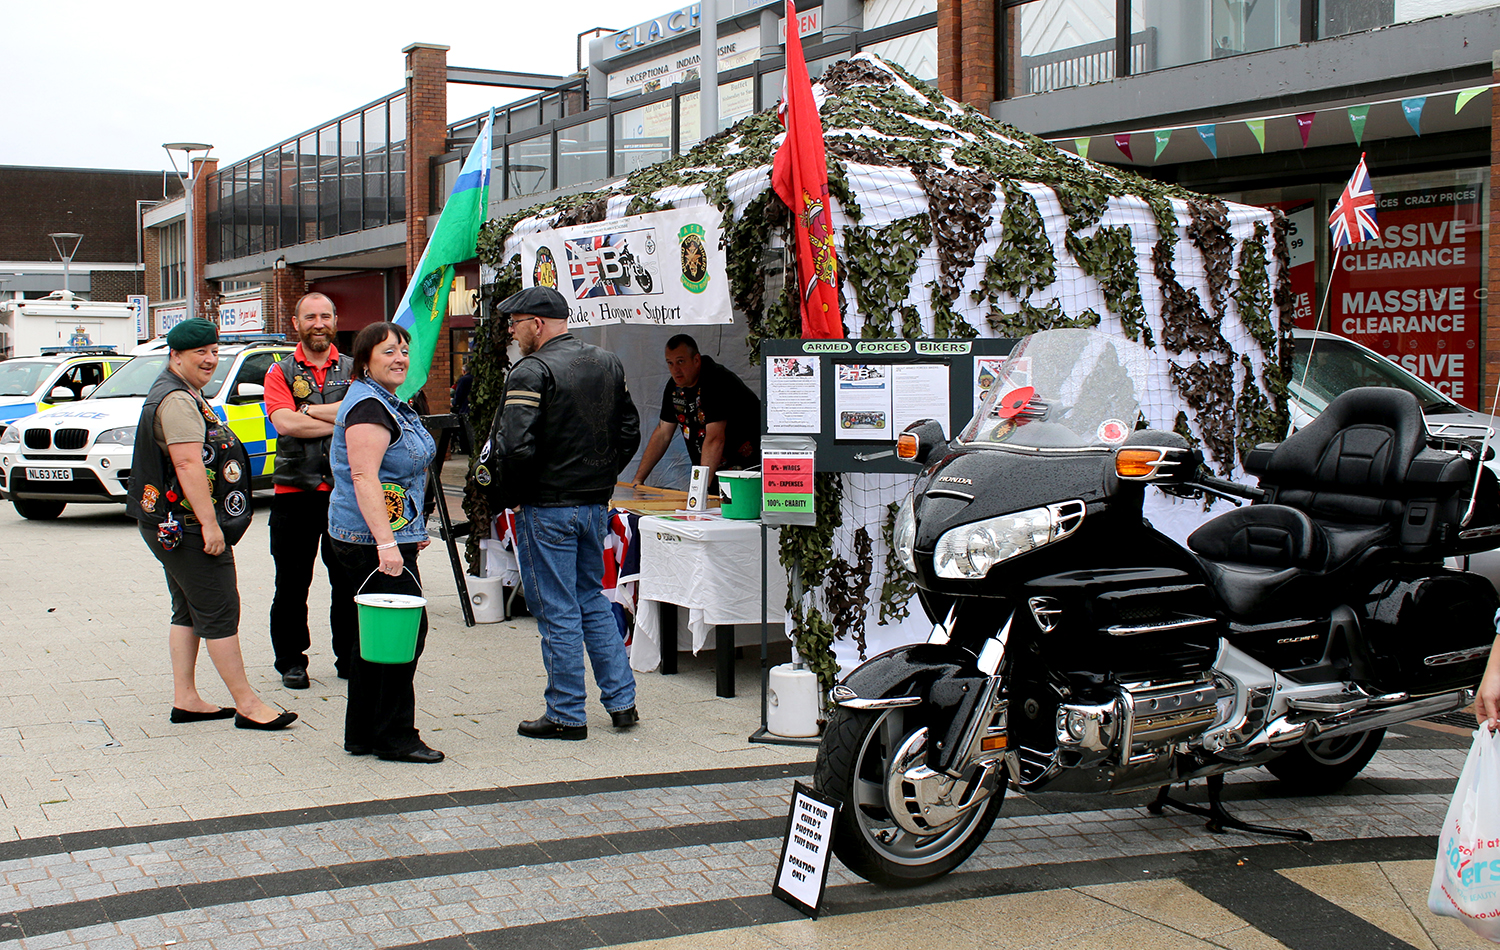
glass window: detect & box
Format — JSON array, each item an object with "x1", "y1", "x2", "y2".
[
  {"x1": 508, "y1": 134, "x2": 553, "y2": 197},
  {"x1": 246, "y1": 156, "x2": 265, "y2": 255},
  {"x1": 388, "y1": 95, "x2": 406, "y2": 223},
  {"x1": 559, "y1": 118, "x2": 607, "y2": 188},
  {"x1": 1014, "y1": 0, "x2": 1118, "y2": 94},
  {"x1": 679, "y1": 90, "x2": 701, "y2": 152},
  {"x1": 232, "y1": 163, "x2": 250, "y2": 259},
  {"x1": 759, "y1": 69, "x2": 785, "y2": 112},
  {"x1": 340, "y1": 113, "x2": 363, "y2": 235},
  {"x1": 160, "y1": 221, "x2": 185, "y2": 301},
  {"x1": 865, "y1": 0, "x2": 937, "y2": 27},
  {"x1": 278, "y1": 146, "x2": 299, "y2": 248},
  {"x1": 721, "y1": 77, "x2": 756, "y2": 127},
  {"x1": 363, "y1": 104, "x2": 388, "y2": 230},
  {"x1": 318, "y1": 124, "x2": 340, "y2": 240},
  {"x1": 614, "y1": 102, "x2": 672, "y2": 176},
  {"x1": 298, "y1": 132, "x2": 318, "y2": 242},
  {"x1": 864, "y1": 27, "x2": 938, "y2": 82},
  {"x1": 1134, "y1": 0, "x2": 1300, "y2": 72}
]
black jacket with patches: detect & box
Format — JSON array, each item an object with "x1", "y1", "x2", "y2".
[{"x1": 489, "y1": 333, "x2": 640, "y2": 508}]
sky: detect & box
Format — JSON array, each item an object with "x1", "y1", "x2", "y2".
[{"x1": 2, "y1": 0, "x2": 677, "y2": 172}]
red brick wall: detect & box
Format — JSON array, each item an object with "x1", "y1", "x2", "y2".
[
  {"x1": 272, "y1": 264, "x2": 308, "y2": 337},
  {"x1": 0, "y1": 167, "x2": 174, "y2": 263},
  {"x1": 404, "y1": 41, "x2": 454, "y2": 413},
  {"x1": 938, "y1": 0, "x2": 962, "y2": 102},
  {"x1": 961, "y1": 0, "x2": 995, "y2": 108}
]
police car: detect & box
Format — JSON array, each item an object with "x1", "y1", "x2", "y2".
[
  {"x1": 0, "y1": 335, "x2": 292, "y2": 519},
  {"x1": 0, "y1": 347, "x2": 133, "y2": 440}
]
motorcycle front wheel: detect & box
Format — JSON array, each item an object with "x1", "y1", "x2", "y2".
[{"x1": 813, "y1": 704, "x2": 1004, "y2": 887}]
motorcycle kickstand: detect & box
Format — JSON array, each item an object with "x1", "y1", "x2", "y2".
[{"x1": 1147, "y1": 774, "x2": 1313, "y2": 842}]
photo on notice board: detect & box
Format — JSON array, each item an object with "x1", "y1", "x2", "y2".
[
  {"x1": 834, "y1": 363, "x2": 892, "y2": 441},
  {"x1": 767, "y1": 356, "x2": 822, "y2": 432}
]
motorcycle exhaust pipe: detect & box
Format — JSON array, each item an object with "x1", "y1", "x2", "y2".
[{"x1": 1312, "y1": 689, "x2": 1472, "y2": 741}]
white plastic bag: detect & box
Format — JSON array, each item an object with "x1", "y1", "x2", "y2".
[{"x1": 1430, "y1": 723, "x2": 1500, "y2": 942}]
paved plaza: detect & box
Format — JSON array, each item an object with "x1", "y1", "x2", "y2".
[{"x1": 0, "y1": 478, "x2": 1495, "y2": 950}]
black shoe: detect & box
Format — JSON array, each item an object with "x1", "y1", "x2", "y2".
[
  {"x1": 282, "y1": 667, "x2": 310, "y2": 689},
  {"x1": 518, "y1": 715, "x2": 587, "y2": 740},
  {"x1": 376, "y1": 744, "x2": 444, "y2": 763},
  {"x1": 344, "y1": 743, "x2": 372, "y2": 756},
  {"x1": 609, "y1": 707, "x2": 640, "y2": 729},
  {"x1": 169, "y1": 706, "x2": 236, "y2": 724},
  {"x1": 235, "y1": 711, "x2": 298, "y2": 731}
]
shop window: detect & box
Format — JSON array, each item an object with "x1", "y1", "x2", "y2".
[
  {"x1": 559, "y1": 118, "x2": 607, "y2": 188},
  {"x1": 863, "y1": 27, "x2": 938, "y2": 82},
  {"x1": 508, "y1": 135, "x2": 553, "y2": 197},
  {"x1": 613, "y1": 102, "x2": 672, "y2": 176}
]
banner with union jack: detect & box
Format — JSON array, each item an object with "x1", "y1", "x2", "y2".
[{"x1": 1329, "y1": 153, "x2": 1379, "y2": 249}]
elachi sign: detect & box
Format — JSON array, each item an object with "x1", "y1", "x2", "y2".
[{"x1": 609, "y1": 4, "x2": 703, "y2": 55}]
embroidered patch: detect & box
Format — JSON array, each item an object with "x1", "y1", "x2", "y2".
[
  {"x1": 291, "y1": 376, "x2": 314, "y2": 399},
  {"x1": 140, "y1": 484, "x2": 160, "y2": 513},
  {"x1": 383, "y1": 482, "x2": 412, "y2": 530},
  {"x1": 201, "y1": 443, "x2": 216, "y2": 466},
  {"x1": 224, "y1": 491, "x2": 247, "y2": 517},
  {"x1": 475, "y1": 465, "x2": 491, "y2": 487},
  {"x1": 222, "y1": 460, "x2": 243, "y2": 483}
]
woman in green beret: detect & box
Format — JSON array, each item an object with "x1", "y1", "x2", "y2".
[{"x1": 126, "y1": 318, "x2": 297, "y2": 730}]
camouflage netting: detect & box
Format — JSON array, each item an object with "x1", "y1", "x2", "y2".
[{"x1": 470, "y1": 54, "x2": 1292, "y2": 692}]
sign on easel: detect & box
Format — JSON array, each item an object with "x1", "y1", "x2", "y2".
[{"x1": 772, "y1": 782, "x2": 840, "y2": 917}]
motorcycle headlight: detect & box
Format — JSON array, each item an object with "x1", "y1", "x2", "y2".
[
  {"x1": 0, "y1": 425, "x2": 16, "y2": 445},
  {"x1": 933, "y1": 501, "x2": 1086, "y2": 579},
  {"x1": 94, "y1": 426, "x2": 136, "y2": 446},
  {"x1": 893, "y1": 493, "x2": 917, "y2": 574}
]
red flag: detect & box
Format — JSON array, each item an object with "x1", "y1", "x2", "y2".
[{"x1": 771, "y1": 0, "x2": 843, "y2": 339}]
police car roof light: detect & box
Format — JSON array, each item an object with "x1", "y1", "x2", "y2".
[
  {"x1": 38, "y1": 345, "x2": 119, "y2": 355},
  {"x1": 218, "y1": 333, "x2": 287, "y2": 343}
]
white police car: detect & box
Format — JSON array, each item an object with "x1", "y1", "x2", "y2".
[
  {"x1": 0, "y1": 335, "x2": 292, "y2": 519},
  {"x1": 0, "y1": 347, "x2": 133, "y2": 440}
]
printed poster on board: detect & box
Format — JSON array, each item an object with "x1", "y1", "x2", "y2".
[
  {"x1": 1327, "y1": 184, "x2": 1481, "y2": 406},
  {"x1": 519, "y1": 206, "x2": 732, "y2": 328}
]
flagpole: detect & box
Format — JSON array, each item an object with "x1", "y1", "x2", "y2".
[{"x1": 1296, "y1": 242, "x2": 1342, "y2": 404}]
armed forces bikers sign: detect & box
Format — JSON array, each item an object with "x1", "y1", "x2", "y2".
[{"x1": 517, "y1": 206, "x2": 731, "y2": 328}]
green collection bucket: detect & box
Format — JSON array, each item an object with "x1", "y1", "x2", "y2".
[
  {"x1": 718, "y1": 470, "x2": 763, "y2": 520},
  {"x1": 355, "y1": 568, "x2": 426, "y2": 664}
]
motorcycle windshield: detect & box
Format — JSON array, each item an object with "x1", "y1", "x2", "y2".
[{"x1": 958, "y1": 329, "x2": 1150, "y2": 451}]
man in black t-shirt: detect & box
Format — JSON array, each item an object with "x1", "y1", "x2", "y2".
[{"x1": 631, "y1": 334, "x2": 760, "y2": 492}]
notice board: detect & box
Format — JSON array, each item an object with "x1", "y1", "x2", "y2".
[{"x1": 759, "y1": 338, "x2": 1016, "y2": 474}]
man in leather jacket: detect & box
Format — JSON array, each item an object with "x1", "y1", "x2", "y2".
[
  {"x1": 490, "y1": 286, "x2": 642, "y2": 740},
  {"x1": 262, "y1": 292, "x2": 355, "y2": 689}
]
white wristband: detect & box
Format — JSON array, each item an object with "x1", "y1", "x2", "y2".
[{"x1": 376, "y1": 541, "x2": 398, "y2": 550}]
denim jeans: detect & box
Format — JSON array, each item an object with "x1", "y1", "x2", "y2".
[{"x1": 514, "y1": 504, "x2": 636, "y2": 727}]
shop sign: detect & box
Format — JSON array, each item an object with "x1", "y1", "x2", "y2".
[
  {"x1": 1327, "y1": 185, "x2": 1481, "y2": 405},
  {"x1": 127, "y1": 294, "x2": 148, "y2": 340},
  {"x1": 219, "y1": 295, "x2": 263, "y2": 331},
  {"x1": 776, "y1": 7, "x2": 820, "y2": 44},
  {"x1": 608, "y1": 27, "x2": 760, "y2": 98},
  {"x1": 155, "y1": 305, "x2": 187, "y2": 336},
  {"x1": 610, "y1": 4, "x2": 702, "y2": 55},
  {"x1": 518, "y1": 205, "x2": 732, "y2": 327}
]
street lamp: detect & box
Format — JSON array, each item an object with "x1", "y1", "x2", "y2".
[
  {"x1": 162, "y1": 142, "x2": 213, "y2": 323},
  {"x1": 48, "y1": 233, "x2": 83, "y2": 295}
]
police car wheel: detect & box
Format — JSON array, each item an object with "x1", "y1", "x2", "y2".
[{"x1": 13, "y1": 498, "x2": 66, "y2": 520}]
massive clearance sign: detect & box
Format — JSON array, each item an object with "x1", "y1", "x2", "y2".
[
  {"x1": 519, "y1": 205, "x2": 732, "y2": 328},
  {"x1": 1328, "y1": 185, "x2": 1481, "y2": 405}
]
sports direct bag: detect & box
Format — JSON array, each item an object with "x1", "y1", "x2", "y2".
[{"x1": 1430, "y1": 723, "x2": 1500, "y2": 941}]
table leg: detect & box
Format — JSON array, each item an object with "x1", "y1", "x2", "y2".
[
  {"x1": 662, "y1": 604, "x2": 677, "y2": 675},
  {"x1": 716, "y1": 624, "x2": 734, "y2": 698}
]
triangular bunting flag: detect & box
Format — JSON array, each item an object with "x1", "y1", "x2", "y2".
[
  {"x1": 1456, "y1": 87, "x2": 1485, "y2": 113},
  {"x1": 1348, "y1": 105, "x2": 1370, "y2": 146},
  {"x1": 1115, "y1": 133, "x2": 1133, "y2": 162},
  {"x1": 1075, "y1": 137, "x2": 1090, "y2": 160},
  {"x1": 1198, "y1": 125, "x2": 1218, "y2": 158},
  {"x1": 1402, "y1": 96, "x2": 1427, "y2": 135},
  {"x1": 1296, "y1": 112, "x2": 1315, "y2": 148},
  {"x1": 1246, "y1": 119, "x2": 1266, "y2": 152},
  {"x1": 1153, "y1": 129, "x2": 1172, "y2": 160}
]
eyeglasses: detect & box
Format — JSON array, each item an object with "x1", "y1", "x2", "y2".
[{"x1": 508, "y1": 315, "x2": 537, "y2": 327}]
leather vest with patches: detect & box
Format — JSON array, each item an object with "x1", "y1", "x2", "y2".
[
  {"x1": 126, "y1": 368, "x2": 254, "y2": 545},
  {"x1": 272, "y1": 353, "x2": 353, "y2": 491}
]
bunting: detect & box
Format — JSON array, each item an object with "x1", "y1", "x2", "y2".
[
  {"x1": 1198, "y1": 124, "x2": 1218, "y2": 158},
  {"x1": 1074, "y1": 137, "x2": 1090, "y2": 160},
  {"x1": 1115, "y1": 133, "x2": 1133, "y2": 162},
  {"x1": 1402, "y1": 96, "x2": 1426, "y2": 135},
  {"x1": 1153, "y1": 129, "x2": 1172, "y2": 160},
  {"x1": 1456, "y1": 87, "x2": 1485, "y2": 112},
  {"x1": 1296, "y1": 112, "x2": 1314, "y2": 147},
  {"x1": 1246, "y1": 119, "x2": 1266, "y2": 152},
  {"x1": 1348, "y1": 105, "x2": 1370, "y2": 146}
]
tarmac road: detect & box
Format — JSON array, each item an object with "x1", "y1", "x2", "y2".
[{"x1": 0, "y1": 490, "x2": 1492, "y2": 950}]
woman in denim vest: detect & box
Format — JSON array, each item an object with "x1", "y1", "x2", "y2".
[{"x1": 329, "y1": 322, "x2": 441, "y2": 763}]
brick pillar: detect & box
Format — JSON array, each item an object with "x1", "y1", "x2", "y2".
[
  {"x1": 404, "y1": 41, "x2": 453, "y2": 413},
  {"x1": 938, "y1": 0, "x2": 962, "y2": 101},
  {"x1": 960, "y1": 0, "x2": 996, "y2": 109},
  {"x1": 190, "y1": 157, "x2": 218, "y2": 322},
  {"x1": 272, "y1": 262, "x2": 307, "y2": 337},
  {"x1": 1488, "y1": 51, "x2": 1500, "y2": 410}
]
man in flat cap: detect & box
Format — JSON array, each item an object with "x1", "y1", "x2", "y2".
[
  {"x1": 127, "y1": 318, "x2": 297, "y2": 731},
  {"x1": 485, "y1": 287, "x2": 641, "y2": 740}
]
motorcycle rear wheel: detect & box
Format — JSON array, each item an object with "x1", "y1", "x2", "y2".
[
  {"x1": 813, "y1": 704, "x2": 1004, "y2": 887},
  {"x1": 1265, "y1": 728, "x2": 1385, "y2": 794}
]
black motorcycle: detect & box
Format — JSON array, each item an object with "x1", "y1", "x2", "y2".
[{"x1": 813, "y1": 328, "x2": 1500, "y2": 887}]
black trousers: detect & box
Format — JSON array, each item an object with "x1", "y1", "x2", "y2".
[
  {"x1": 268, "y1": 491, "x2": 356, "y2": 675},
  {"x1": 332, "y1": 539, "x2": 428, "y2": 755}
]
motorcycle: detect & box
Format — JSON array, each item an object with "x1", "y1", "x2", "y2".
[{"x1": 813, "y1": 327, "x2": 1500, "y2": 887}]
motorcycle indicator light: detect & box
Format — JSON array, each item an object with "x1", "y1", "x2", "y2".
[
  {"x1": 1115, "y1": 448, "x2": 1165, "y2": 478},
  {"x1": 897, "y1": 432, "x2": 920, "y2": 460}
]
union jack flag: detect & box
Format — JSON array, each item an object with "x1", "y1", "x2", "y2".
[{"x1": 1329, "y1": 154, "x2": 1379, "y2": 248}]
